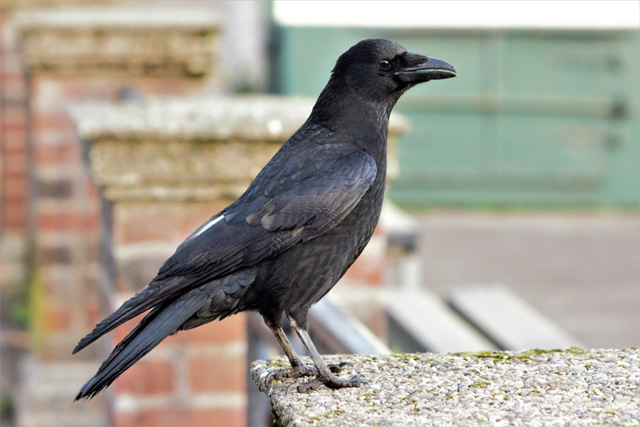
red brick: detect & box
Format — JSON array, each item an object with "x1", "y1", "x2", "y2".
[
  {"x1": 1, "y1": 153, "x2": 27, "y2": 173},
  {"x1": 2, "y1": 194, "x2": 27, "y2": 210},
  {"x1": 1, "y1": 208, "x2": 28, "y2": 231},
  {"x1": 2, "y1": 175, "x2": 28, "y2": 198},
  {"x1": 116, "y1": 408, "x2": 187, "y2": 427},
  {"x1": 1, "y1": 200, "x2": 27, "y2": 230},
  {"x1": 34, "y1": 142, "x2": 80, "y2": 164},
  {"x1": 2, "y1": 128, "x2": 27, "y2": 151},
  {"x1": 2, "y1": 143, "x2": 27, "y2": 159},
  {"x1": 2, "y1": 103, "x2": 27, "y2": 128},
  {"x1": 1, "y1": 74, "x2": 27, "y2": 102},
  {"x1": 189, "y1": 349, "x2": 246, "y2": 393},
  {"x1": 117, "y1": 407, "x2": 244, "y2": 427},
  {"x1": 36, "y1": 211, "x2": 100, "y2": 233},
  {"x1": 1, "y1": 121, "x2": 27, "y2": 132},
  {"x1": 1, "y1": 219, "x2": 27, "y2": 232},
  {"x1": 188, "y1": 408, "x2": 246, "y2": 427},
  {"x1": 3, "y1": 165, "x2": 27, "y2": 233},
  {"x1": 117, "y1": 358, "x2": 176, "y2": 396},
  {"x1": 86, "y1": 179, "x2": 101, "y2": 199},
  {"x1": 114, "y1": 202, "x2": 228, "y2": 244},
  {"x1": 2, "y1": 171, "x2": 28, "y2": 182},
  {"x1": 83, "y1": 297, "x2": 101, "y2": 330},
  {"x1": 32, "y1": 112, "x2": 72, "y2": 131}
]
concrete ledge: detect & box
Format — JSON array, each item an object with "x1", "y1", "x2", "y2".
[{"x1": 252, "y1": 348, "x2": 639, "y2": 426}]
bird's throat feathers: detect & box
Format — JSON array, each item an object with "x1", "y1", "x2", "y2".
[{"x1": 309, "y1": 77, "x2": 392, "y2": 145}]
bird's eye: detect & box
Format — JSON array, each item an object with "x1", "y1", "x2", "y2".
[{"x1": 378, "y1": 59, "x2": 391, "y2": 71}]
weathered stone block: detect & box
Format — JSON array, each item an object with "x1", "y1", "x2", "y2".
[
  {"x1": 15, "y1": 8, "x2": 220, "y2": 77},
  {"x1": 71, "y1": 96, "x2": 408, "y2": 202}
]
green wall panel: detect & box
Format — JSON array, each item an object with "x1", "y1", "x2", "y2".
[{"x1": 275, "y1": 26, "x2": 640, "y2": 207}]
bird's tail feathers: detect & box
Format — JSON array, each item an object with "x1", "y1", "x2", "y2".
[
  {"x1": 72, "y1": 277, "x2": 188, "y2": 354},
  {"x1": 74, "y1": 286, "x2": 214, "y2": 400}
]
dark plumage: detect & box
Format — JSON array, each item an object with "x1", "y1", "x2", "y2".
[{"x1": 74, "y1": 39, "x2": 456, "y2": 398}]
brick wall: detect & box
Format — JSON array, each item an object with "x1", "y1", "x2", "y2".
[
  {"x1": 1, "y1": 12, "x2": 30, "y2": 291},
  {"x1": 5, "y1": 6, "x2": 228, "y2": 426},
  {"x1": 4, "y1": 4, "x2": 403, "y2": 424},
  {"x1": 27, "y1": 64, "x2": 222, "y2": 364},
  {"x1": 111, "y1": 306, "x2": 247, "y2": 426},
  {"x1": 107, "y1": 198, "x2": 247, "y2": 426},
  {"x1": 28, "y1": 75, "x2": 103, "y2": 358}
]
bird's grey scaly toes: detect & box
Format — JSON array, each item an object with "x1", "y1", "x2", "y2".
[
  {"x1": 288, "y1": 374, "x2": 367, "y2": 394},
  {"x1": 265, "y1": 364, "x2": 317, "y2": 384},
  {"x1": 267, "y1": 360, "x2": 350, "y2": 385}
]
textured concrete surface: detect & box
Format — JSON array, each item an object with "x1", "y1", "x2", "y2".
[
  {"x1": 416, "y1": 212, "x2": 640, "y2": 349},
  {"x1": 252, "y1": 348, "x2": 640, "y2": 426}
]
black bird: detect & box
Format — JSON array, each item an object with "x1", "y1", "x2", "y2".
[{"x1": 73, "y1": 39, "x2": 456, "y2": 398}]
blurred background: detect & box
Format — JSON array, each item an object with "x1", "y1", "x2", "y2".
[{"x1": 1, "y1": 1, "x2": 638, "y2": 426}]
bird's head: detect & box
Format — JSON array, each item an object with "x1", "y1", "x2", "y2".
[{"x1": 330, "y1": 39, "x2": 457, "y2": 106}]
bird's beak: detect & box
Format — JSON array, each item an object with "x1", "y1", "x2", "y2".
[{"x1": 395, "y1": 55, "x2": 457, "y2": 83}]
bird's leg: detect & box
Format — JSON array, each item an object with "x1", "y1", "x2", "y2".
[
  {"x1": 266, "y1": 325, "x2": 348, "y2": 384},
  {"x1": 265, "y1": 326, "x2": 316, "y2": 383},
  {"x1": 288, "y1": 318, "x2": 367, "y2": 393}
]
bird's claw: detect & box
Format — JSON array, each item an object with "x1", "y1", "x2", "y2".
[
  {"x1": 287, "y1": 374, "x2": 367, "y2": 394},
  {"x1": 267, "y1": 360, "x2": 350, "y2": 385}
]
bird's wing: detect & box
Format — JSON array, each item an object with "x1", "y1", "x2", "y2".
[
  {"x1": 73, "y1": 146, "x2": 377, "y2": 353},
  {"x1": 162, "y1": 147, "x2": 378, "y2": 275},
  {"x1": 246, "y1": 149, "x2": 378, "y2": 241}
]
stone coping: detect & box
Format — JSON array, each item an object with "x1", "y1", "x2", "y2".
[
  {"x1": 14, "y1": 7, "x2": 220, "y2": 76},
  {"x1": 70, "y1": 95, "x2": 409, "y2": 142},
  {"x1": 71, "y1": 96, "x2": 408, "y2": 201},
  {"x1": 251, "y1": 348, "x2": 640, "y2": 426},
  {"x1": 1, "y1": 0, "x2": 117, "y2": 14},
  {"x1": 13, "y1": 6, "x2": 220, "y2": 29}
]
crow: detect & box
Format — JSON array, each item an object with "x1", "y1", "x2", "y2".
[{"x1": 73, "y1": 39, "x2": 456, "y2": 398}]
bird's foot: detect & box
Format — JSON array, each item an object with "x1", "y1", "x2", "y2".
[
  {"x1": 267, "y1": 361, "x2": 349, "y2": 384},
  {"x1": 266, "y1": 363, "x2": 315, "y2": 384},
  {"x1": 287, "y1": 372, "x2": 367, "y2": 394}
]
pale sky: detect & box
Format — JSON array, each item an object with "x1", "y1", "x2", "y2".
[{"x1": 274, "y1": 1, "x2": 640, "y2": 30}]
